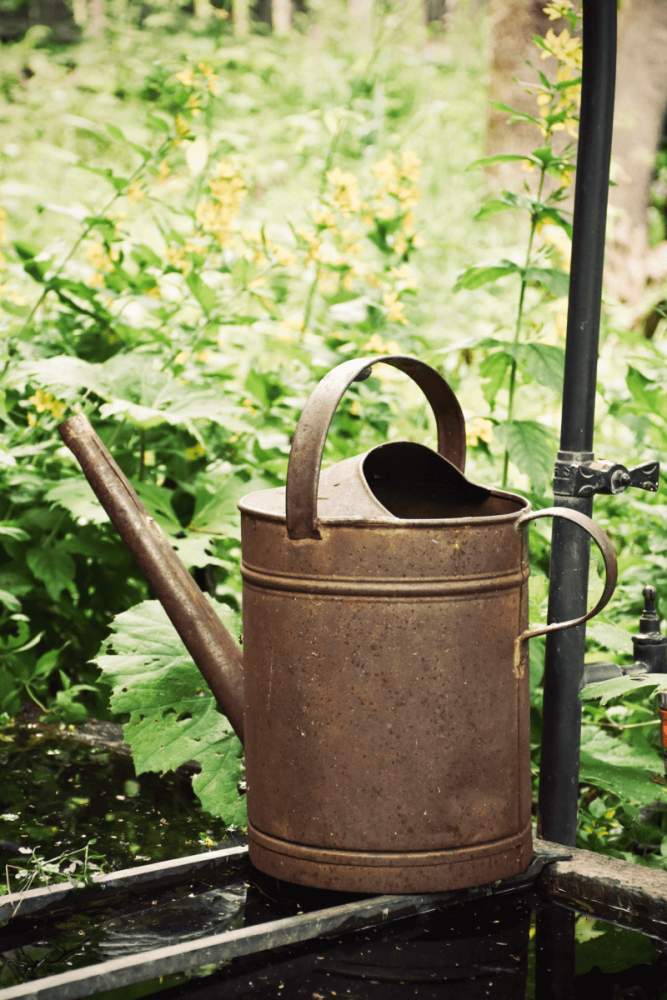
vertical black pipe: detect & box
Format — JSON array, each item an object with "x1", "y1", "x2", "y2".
[{"x1": 538, "y1": 0, "x2": 617, "y2": 846}]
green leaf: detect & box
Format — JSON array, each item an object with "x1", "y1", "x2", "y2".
[
  {"x1": 26, "y1": 545, "x2": 76, "y2": 601},
  {"x1": 185, "y1": 272, "x2": 217, "y2": 315},
  {"x1": 454, "y1": 260, "x2": 521, "y2": 292},
  {"x1": 0, "y1": 589, "x2": 20, "y2": 612},
  {"x1": 46, "y1": 479, "x2": 108, "y2": 525},
  {"x1": 467, "y1": 154, "x2": 538, "y2": 170},
  {"x1": 488, "y1": 101, "x2": 544, "y2": 128},
  {"x1": 580, "y1": 673, "x2": 667, "y2": 705},
  {"x1": 76, "y1": 163, "x2": 129, "y2": 194},
  {"x1": 474, "y1": 200, "x2": 517, "y2": 222},
  {"x1": 586, "y1": 620, "x2": 634, "y2": 657},
  {"x1": 515, "y1": 343, "x2": 564, "y2": 395},
  {"x1": 93, "y1": 600, "x2": 246, "y2": 827},
  {"x1": 0, "y1": 525, "x2": 30, "y2": 542},
  {"x1": 625, "y1": 366, "x2": 667, "y2": 422},
  {"x1": 106, "y1": 124, "x2": 151, "y2": 161},
  {"x1": 479, "y1": 352, "x2": 511, "y2": 407},
  {"x1": 524, "y1": 266, "x2": 570, "y2": 298},
  {"x1": 499, "y1": 420, "x2": 557, "y2": 494},
  {"x1": 580, "y1": 747, "x2": 666, "y2": 806}
]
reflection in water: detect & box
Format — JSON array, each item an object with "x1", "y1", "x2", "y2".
[{"x1": 3, "y1": 864, "x2": 667, "y2": 1000}]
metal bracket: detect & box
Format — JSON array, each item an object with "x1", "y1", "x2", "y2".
[{"x1": 553, "y1": 450, "x2": 660, "y2": 498}]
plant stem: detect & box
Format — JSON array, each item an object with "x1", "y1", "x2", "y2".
[
  {"x1": 19, "y1": 138, "x2": 171, "y2": 339},
  {"x1": 501, "y1": 167, "x2": 546, "y2": 489}
]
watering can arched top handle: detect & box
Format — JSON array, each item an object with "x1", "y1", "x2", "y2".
[
  {"x1": 516, "y1": 507, "x2": 618, "y2": 648},
  {"x1": 286, "y1": 355, "x2": 466, "y2": 540}
]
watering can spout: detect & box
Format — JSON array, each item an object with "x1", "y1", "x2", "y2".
[{"x1": 58, "y1": 413, "x2": 246, "y2": 744}]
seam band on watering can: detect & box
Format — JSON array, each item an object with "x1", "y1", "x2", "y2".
[
  {"x1": 248, "y1": 821, "x2": 532, "y2": 868},
  {"x1": 240, "y1": 564, "x2": 529, "y2": 597}
]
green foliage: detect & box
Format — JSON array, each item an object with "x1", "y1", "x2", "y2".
[
  {"x1": 94, "y1": 601, "x2": 246, "y2": 827},
  {"x1": 0, "y1": 0, "x2": 665, "y2": 860},
  {"x1": 1, "y1": 840, "x2": 106, "y2": 900}
]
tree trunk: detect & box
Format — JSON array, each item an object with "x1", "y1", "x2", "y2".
[
  {"x1": 272, "y1": 0, "x2": 292, "y2": 35},
  {"x1": 486, "y1": 0, "x2": 667, "y2": 308},
  {"x1": 88, "y1": 0, "x2": 104, "y2": 35},
  {"x1": 233, "y1": 0, "x2": 250, "y2": 36}
]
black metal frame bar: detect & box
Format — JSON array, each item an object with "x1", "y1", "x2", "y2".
[{"x1": 538, "y1": 0, "x2": 618, "y2": 846}]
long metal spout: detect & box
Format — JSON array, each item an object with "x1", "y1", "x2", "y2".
[{"x1": 59, "y1": 413, "x2": 245, "y2": 744}]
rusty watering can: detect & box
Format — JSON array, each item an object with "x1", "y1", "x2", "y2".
[{"x1": 59, "y1": 355, "x2": 617, "y2": 894}]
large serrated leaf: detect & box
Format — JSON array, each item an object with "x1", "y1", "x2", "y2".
[
  {"x1": 580, "y1": 672, "x2": 667, "y2": 705},
  {"x1": 93, "y1": 600, "x2": 246, "y2": 827},
  {"x1": 498, "y1": 420, "x2": 557, "y2": 494}
]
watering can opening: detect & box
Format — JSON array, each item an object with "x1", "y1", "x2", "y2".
[{"x1": 362, "y1": 441, "x2": 525, "y2": 521}]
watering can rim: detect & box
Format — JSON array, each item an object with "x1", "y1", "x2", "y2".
[{"x1": 238, "y1": 439, "x2": 530, "y2": 528}]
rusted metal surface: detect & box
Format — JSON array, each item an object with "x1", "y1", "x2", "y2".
[
  {"x1": 285, "y1": 355, "x2": 467, "y2": 541},
  {"x1": 58, "y1": 414, "x2": 245, "y2": 743},
  {"x1": 60, "y1": 358, "x2": 617, "y2": 895},
  {"x1": 239, "y1": 357, "x2": 618, "y2": 893}
]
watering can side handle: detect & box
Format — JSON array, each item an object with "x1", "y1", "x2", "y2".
[
  {"x1": 516, "y1": 506, "x2": 618, "y2": 647},
  {"x1": 286, "y1": 354, "x2": 466, "y2": 540},
  {"x1": 58, "y1": 413, "x2": 246, "y2": 745}
]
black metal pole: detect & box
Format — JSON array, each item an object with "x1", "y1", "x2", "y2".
[{"x1": 538, "y1": 0, "x2": 617, "y2": 845}]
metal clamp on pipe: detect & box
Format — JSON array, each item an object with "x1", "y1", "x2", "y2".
[{"x1": 553, "y1": 451, "x2": 660, "y2": 498}]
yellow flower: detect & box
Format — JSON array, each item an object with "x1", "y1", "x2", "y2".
[
  {"x1": 175, "y1": 67, "x2": 196, "y2": 87},
  {"x1": 466, "y1": 417, "x2": 494, "y2": 447},
  {"x1": 198, "y1": 61, "x2": 220, "y2": 96},
  {"x1": 341, "y1": 272, "x2": 354, "y2": 291},
  {"x1": 198, "y1": 348, "x2": 214, "y2": 363},
  {"x1": 184, "y1": 240, "x2": 206, "y2": 256},
  {"x1": 175, "y1": 350, "x2": 189, "y2": 365},
  {"x1": 156, "y1": 159, "x2": 171, "y2": 184},
  {"x1": 280, "y1": 314, "x2": 305, "y2": 335},
  {"x1": 248, "y1": 276, "x2": 265, "y2": 290},
  {"x1": 401, "y1": 210, "x2": 417, "y2": 235},
  {"x1": 145, "y1": 285, "x2": 161, "y2": 299},
  {"x1": 383, "y1": 291, "x2": 407, "y2": 324},
  {"x1": 85, "y1": 243, "x2": 115, "y2": 274},
  {"x1": 540, "y1": 28, "x2": 582, "y2": 69},
  {"x1": 362, "y1": 333, "x2": 401, "y2": 354},
  {"x1": 187, "y1": 94, "x2": 202, "y2": 117},
  {"x1": 312, "y1": 208, "x2": 336, "y2": 230},
  {"x1": 393, "y1": 233, "x2": 408, "y2": 256},
  {"x1": 185, "y1": 442, "x2": 206, "y2": 461},
  {"x1": 391, "y1": 264, "x2": 417, "y2": 289},
  {"x1": 29, "y1": 388, "x2": 67, "y2": 421},
  {"x1": 272, "y1": 244, "x2": 297, "y2": 267},
  {"x1": 372, "y1": 152, "x2": 400, "y2": 195},
  {"x1": 543, "y1": 0, "x2": 574, "y2": 21},
  {"x1": 326, "y1": 167, "x2": 360, "y2": 217},
  {"x1": 175, "y1": 114, "x2": 191, "y2": 139},
  {"x1": 127, "y1": 180, "x2": 145, "y2": 206},
  {"x1": 400, "y1": 150, "x2": 421, "y2": 182},
  {"x1": 165, "y1": 245, "x2": 191, "y2": 275}
]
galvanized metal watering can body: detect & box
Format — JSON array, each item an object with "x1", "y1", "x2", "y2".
[{"x1": 59, "y1": 355, "x2": 617, "y2": 894}]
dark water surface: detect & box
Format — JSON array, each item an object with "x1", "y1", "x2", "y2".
[{"x1": 1, "y1": 721, "x2": 666, "y2": 999}]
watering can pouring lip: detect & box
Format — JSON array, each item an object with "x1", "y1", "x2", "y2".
[{"x1": 58, "y1": 354, "x2": 617, "y2": 752}]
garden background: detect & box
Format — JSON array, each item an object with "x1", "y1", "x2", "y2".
[{"x1": 1, "y1": 0, "x2": 667, "y2": 875}]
